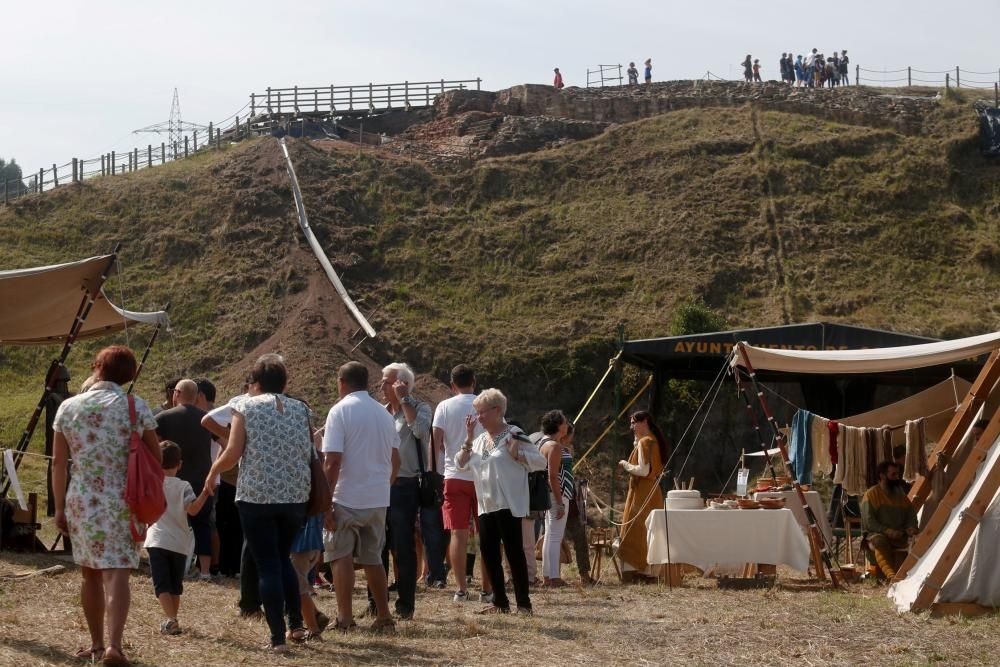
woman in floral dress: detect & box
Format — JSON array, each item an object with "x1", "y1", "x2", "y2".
[{"x1": 52, "y1": 345, "x2": 161, "y2": 667}]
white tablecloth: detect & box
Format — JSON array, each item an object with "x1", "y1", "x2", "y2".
[
  {"x1": 645, "y1": 508, "x2": 812, "y2": 572},
  {"x1": 753, "y1": 490, "x2": 833, "y2": 544}
]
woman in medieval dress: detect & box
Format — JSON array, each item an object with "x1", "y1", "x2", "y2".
[{"x1": 617, "y1": 410, "x2": 669, "y2": 582}]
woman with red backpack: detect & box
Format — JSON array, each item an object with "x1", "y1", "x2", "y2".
[{"x1": 52, "y1": 345, "x2": 162, "y2": 667}]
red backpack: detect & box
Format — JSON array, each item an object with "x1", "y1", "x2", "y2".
[{"x1": 123, "y1": 395, "x2": 166, "y2": 541}]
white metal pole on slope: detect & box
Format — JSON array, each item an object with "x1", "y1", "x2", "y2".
[{"x1": 278, "y1": 138, "x2": 377, "y2": 340}]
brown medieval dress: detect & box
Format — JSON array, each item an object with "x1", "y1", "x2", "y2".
[{"x1": 618, "y1": 435, "x2": 664, "y2": 572}]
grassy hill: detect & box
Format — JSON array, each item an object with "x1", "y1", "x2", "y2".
[{"x1": 1, "y1": 90, "x2": 998, "y2": 497}]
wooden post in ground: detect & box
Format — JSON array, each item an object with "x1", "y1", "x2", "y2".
[
  {"x1": 111, "y1": 151, "x2": 116, "y2": 175},
  {"x1": 147, "y1": 145, "x2": 152, "y2": 168},
  {"x1": 101, "y1": 154, "x2": 106, "y2": 176},
  {"x1": 51, "y1": 164, "x2": 57, "y2": 187},
  {"x1": 314, "y1": 89, "x2": 318, "y2": 112},
  {"x1": 477, "y1": 77, "x2": 482, "y2": 90},
  {"x1": 133, "y1": 148, "x2": 138, "y2": 171},
  {"x1": 250, "y1": 93, "x2": 256, "y2": 117},
  {"x1": 216, "y1": 127, "x2": 221, "y2": 147},
  {"x1": 184, "y1": 136, "x2": 189, "y2": 158},
  {"x1": 208, "y1": 122, "x2": 213, "y2": 148},
  {"x1": 426, "y1": 84, "x2": 430, "y2": 107},
  {"x1": 161, "y1": 143, "x2": 166, "y2": 163},
  {"x1": 856, "y1": 64, "x2": 859, "y2": 85},
  {"x1": 908, "y1": 67, "x2": 912, "y2": 87},
  {"x1": 946, "y1": 73, "x2": 950, "y2": 89},
  {"x1": 266, "y1": 87, "x2": 271, "y2": 113},
  {"x1": 72, "y1": 158, "x2": 78, "y2": 183},
  {"x1": 193, "y1": 130, "x2": 198, "y2": 152},
  {"x1": 38, "y1": 168, "x2": 43, "y2": 192},
  {"x1": 956, "y1": 66, "x2": 960, "y2": 88}
]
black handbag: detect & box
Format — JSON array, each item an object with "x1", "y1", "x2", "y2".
[
  {"x1": 526, "y1": 435, "x2": 552, "y2": 512},
  {"x1": 415, "y1": 429, "x2": 444, "y2": 509}
]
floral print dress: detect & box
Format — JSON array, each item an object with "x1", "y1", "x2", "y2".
[{"x1": 53, "y1": 381, "x2": 157, "y2": 569}]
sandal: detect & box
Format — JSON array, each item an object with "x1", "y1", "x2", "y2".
[
  {"x1": 74, "y1": 646, "x2": 104, "y2": 662},
  {"x1": 102, "y1": 646, "x2": 131, "y2": 667},
  {"x1": 332, "y1": 618, "x2": 357, "y2": 632},
  {"x1": 286, "y1": 627, "x2": 307, "y2": 643},
  {"x1": 305, "y1": 630, "x2": 324, "y2": 641}
]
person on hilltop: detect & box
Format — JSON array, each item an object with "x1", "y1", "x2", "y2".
[
  {"x1": 861, "y1": 461, "x2": 917, "y2": 579},
  {"x1": 741, "y1": 55, "x2": 753, "y2": 82},
  {"x1": 779, "y1": 53, "x2": 790, "y2": 84},
  {"x1": 617, "y1": 411, "x2": 668, "y2": 583},
  {"x1": 156, "y1": 378, "x2": 215, "y2": 581},
  {"x1": 52, "y1": 345, "x2": 162, "y2": 667},
  {"x1": 839, "y1": 50, "x2": 850, "y2": 85},
  {"x1": 627, "y1": 61, "x2": 639, "y2": 86},
  {"x1": 553, "y1": 67, "x2": 564, "y2": 90},
  {"x1": 794, "y1": 54, "x2": 805, "y2": 87},
  {"x1": 752, "y1": 59, "x2": 762, "y2": 83},
  {"x1": 433, "y1": 364, "x2": 494, "y2": 604},
  {"x1": 456, "y1": 388, "x2": 547, "y2": 614},
  {"x1": 643, "y1": 58, "x2": 653, "y2": 87},
  {"x1": 381, "y1": 362, "x2": 435, "y2": 619},
  {"x1": 322, "y1": 361, "x2": 399, "y2": 633}
]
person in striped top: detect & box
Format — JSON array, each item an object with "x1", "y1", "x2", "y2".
[{"x1": 539, "y1": 410, "x2": 573, "y2": 587}]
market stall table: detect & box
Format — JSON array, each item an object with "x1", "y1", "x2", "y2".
[{"x1": 645, "y1": 508, "x2": 812, "y2": 578}]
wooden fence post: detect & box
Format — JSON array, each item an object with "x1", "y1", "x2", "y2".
[
  {"x1": 266, "y1": 87, "x2": 272, "y2": 113},
  {"x1": 946, "y1": 72, "x2": 950, "y2": 89},
  {"x1": 111, "y1": 151, "x2": 116, "y2": 175},
  {"x1": 426, "y1": 84, "x2": 430, "y2": 106},
  {"x1": 38, "y1": 168, "x2": 44, "y2": 191},
  {"x1": 133, "y1": 148, "x2": 138, "y2": 171},
  {"x1": 172, "y1": 141, "x2": 178, "y2": 160},
  {"x1": 330, "y1": 84, "x2": 335, "y2": 111},
  {"x1": 216, "y1": 127, "x2": 221, "y2": 146},
  {"x1": 250, "y1": 93, "x2": 256, "y2": 117},
  {"x1": 349, "y1": 87, "x2": 353, "y2": 110},
  {"x1": 314, "y1": 89, "x2": 318, "y2": 112},
  {"x1": 101, "y1": 154, "x2": 105, "y2": 176},
  {"x1": 52, "y1": 164, "x2": 58, "y2": 187},
  {"x1": 147, "y1": 145, "x2": 152, "y2": 167},
  {"x1": 184, "y1": 136, "x2": 189, "y2": 158},
  {"x1": 440, "y1": 78, "x2": 445, "y2": 94},
  {"x1": 294, "y1": 85, "x2": 298, "y2": 111},
  {"x1": 161, "y1": 142, "x2": 166, "y2": 163},
  {"x1": 855, "y1": 64, "x2": 859, "y2": 86},
  {"x1": 908, "y1": 67, "x2": 911, "y2": 87},
  {"x1": 404, "y1": 80, "x2": 409, "y2": 108},
  {"x1": 208, "y1": 122, "x2": 213, "y2": 148},
  {"x1": 194, "y1": 130, "x2": 198, "y2": 151},
  {"x1": 72, "y1": 158, "x2": 78, "y2": 183},
  {"x1": 477, "y1": 77, "x2": 482, "y2": 90},
  {"x1": 956, "y1": 66, "x2": 961, "y2": 88}
]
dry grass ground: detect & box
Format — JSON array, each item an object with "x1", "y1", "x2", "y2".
[{"x1": 1, "y1": 548, "x2": 999, "y2": 666}]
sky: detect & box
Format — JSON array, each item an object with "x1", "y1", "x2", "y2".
[{"x1": 3, "y1": 0, "x2": 998, "y2": 176}]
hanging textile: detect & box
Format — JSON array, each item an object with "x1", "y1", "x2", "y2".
[
  {"x1": 903, "y1": 418, "x2": 928, "y2": 483},
  {"x1": 828, "y1": 420, "x2": 840, "y2": 465},
  {"x1": 841, "y1": 425, "x2": 868, "y2": 497},
  {"x1": 809, "y1": 413, "x2": 832, "y2": 475},
  {"x1": 864, "y1": 427, "x2": 881, "y2": 489},
  {"x1": 3, "y1": 449, "x2": 28, "y2": 511},
  {"x1": 789, "y1": 410, "x2": 814, "y2": 484},
  {"x1": 879, "y1": 425, "x2": 894, "y2": 463}
]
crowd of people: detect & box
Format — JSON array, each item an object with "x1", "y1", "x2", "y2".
[
  {"x1": 742, "y1": 49, "x2": 851, "y2": 87},
  {"x1": 49, "y1": 346, "x2": 671, "y2": 663}
]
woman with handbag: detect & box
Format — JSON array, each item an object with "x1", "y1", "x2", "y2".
[
  {"x1": 204, "y1": 353, "x2": 313, "y2": 653},
  {"x1": 52, "y1": 345, "x2": 161, "y2": 667},
  {"x1": 456, "y1": 389, "x2": 546, "y2": 614}
]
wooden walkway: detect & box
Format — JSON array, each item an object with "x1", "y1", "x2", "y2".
[{"x1": 250, "y1": 79, "x2": 482, "y2": 118}]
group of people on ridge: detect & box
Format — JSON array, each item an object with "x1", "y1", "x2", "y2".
[{"x1": 742, "y1": 49, "x2": 850, "y2": 87}]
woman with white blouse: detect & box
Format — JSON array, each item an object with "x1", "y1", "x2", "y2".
[{"x1": 456, "y1": 389, "x2": 546, "y2": 614}]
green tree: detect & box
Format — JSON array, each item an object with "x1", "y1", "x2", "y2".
[{"x1": 0, "y1": 158, "x2": 26, "y2": 195}]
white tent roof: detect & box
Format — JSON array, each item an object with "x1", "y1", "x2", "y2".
[
  {"x1": 0, "y1": 255, "x2": 169, "y2": 345},
  {"x1": 730, "y1": 331, "x2": 1000, "y2": 374}
]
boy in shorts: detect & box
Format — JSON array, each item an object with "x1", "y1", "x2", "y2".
[
  {"x1": 290, "y1": 513, "x2": 328, "y2": 640},
  {"x1": 144, "y1": 441, "x2": 212, "y2": 635}
]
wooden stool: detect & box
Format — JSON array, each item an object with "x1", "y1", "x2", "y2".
[{"x1": 588, "y1": 527, "x2": 622, "y2": 583}]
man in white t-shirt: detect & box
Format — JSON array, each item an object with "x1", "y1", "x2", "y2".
[
  {"x1": 433, "y1": 364, "x2": 491, "y2": 603},
  {"x1": 321, "y1": 361, "x2": 400, "y2": 632}
]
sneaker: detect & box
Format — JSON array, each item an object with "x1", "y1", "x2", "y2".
[
  {"x1": 159, "y1": 618, "x2": 182, "y2": 635},
  {"x1": 199, "y1": 573, "x2": 213, "y2": 583},
  {"x1": 430, "y1": 580, "x2": 447, "y2": 590},
  {"x1": 479, "y1": 591, "x2": 494, "y2": 604},
  {"x1": 453, "y1": 591, "x2": 468, "y2": 603}
]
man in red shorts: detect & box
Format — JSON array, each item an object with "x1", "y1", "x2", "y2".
[{"x1": 433, "y1": 364, "x2": 493, "y2": 603}]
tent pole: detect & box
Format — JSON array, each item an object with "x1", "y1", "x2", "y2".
[
  {"x1": 127, "y1": 302, "x2": 169, "y2": 395},
  {"x1": 735, "y1": 342, "x2": 842, "y2": 589},
  {"x1": 609, "y1": 323, "x2": 625, "y2": 524},
  {"x1": 734, "y1": 368, "x2": 780, "y2": 481},
  {"x1": 1, "y1": 250, "x2": 119, "y2": 498}
]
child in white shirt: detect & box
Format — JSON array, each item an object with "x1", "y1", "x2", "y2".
[{"x1": 144, "y1": 441, "x2": 211, "y2": 635}]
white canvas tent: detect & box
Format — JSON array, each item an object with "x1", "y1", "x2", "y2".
[{"x1": 889, "y1": 417, "x2": 1000, "y2": 613}]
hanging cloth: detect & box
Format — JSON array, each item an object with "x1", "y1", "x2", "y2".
[
  {"x1": 841, "y1": 426, "x2": 868, "y2": 497},
  {"x1": 828, "y1": 420, "x2": 840, "y2": 465},
  {"x1": 810, "y1": 414, "x2": 832, "y2": 476},
  {"x1": 789, "y1": 410, "x2": 814, "y2": 484},
  {"x1": 903, "y1": 418, "x2": 928, "y2": 483},
  {"x1": 3, "y1": 449, "x2": 28, "y2": 511},
  {"x1": 864, "y1": 427, "x2": 881, "y2": 489}
]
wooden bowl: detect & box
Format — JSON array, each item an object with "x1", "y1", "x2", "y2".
[
  {"x1": 758, "y1": 498, "x2": 787, "y2": 510},
  {"x1": 737, "y1": 499, "x2": 761, "y2": 510}
]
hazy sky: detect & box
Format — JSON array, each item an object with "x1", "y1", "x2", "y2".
[{"x1": 4, "y1": 0, "x2": 997, "y2": 175}]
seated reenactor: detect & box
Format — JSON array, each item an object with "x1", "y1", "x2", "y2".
[{"x1": 861, "y1": 461, "x2": 917, "y2": 579}]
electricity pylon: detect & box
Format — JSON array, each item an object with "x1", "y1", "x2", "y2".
[{"x1": 133, "y1": 88, "x2": 209, "y2": 159}]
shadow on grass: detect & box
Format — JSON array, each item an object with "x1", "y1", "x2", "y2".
[{"x1": 1, "y1": 637, "x2": 108, "y2": 666}]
